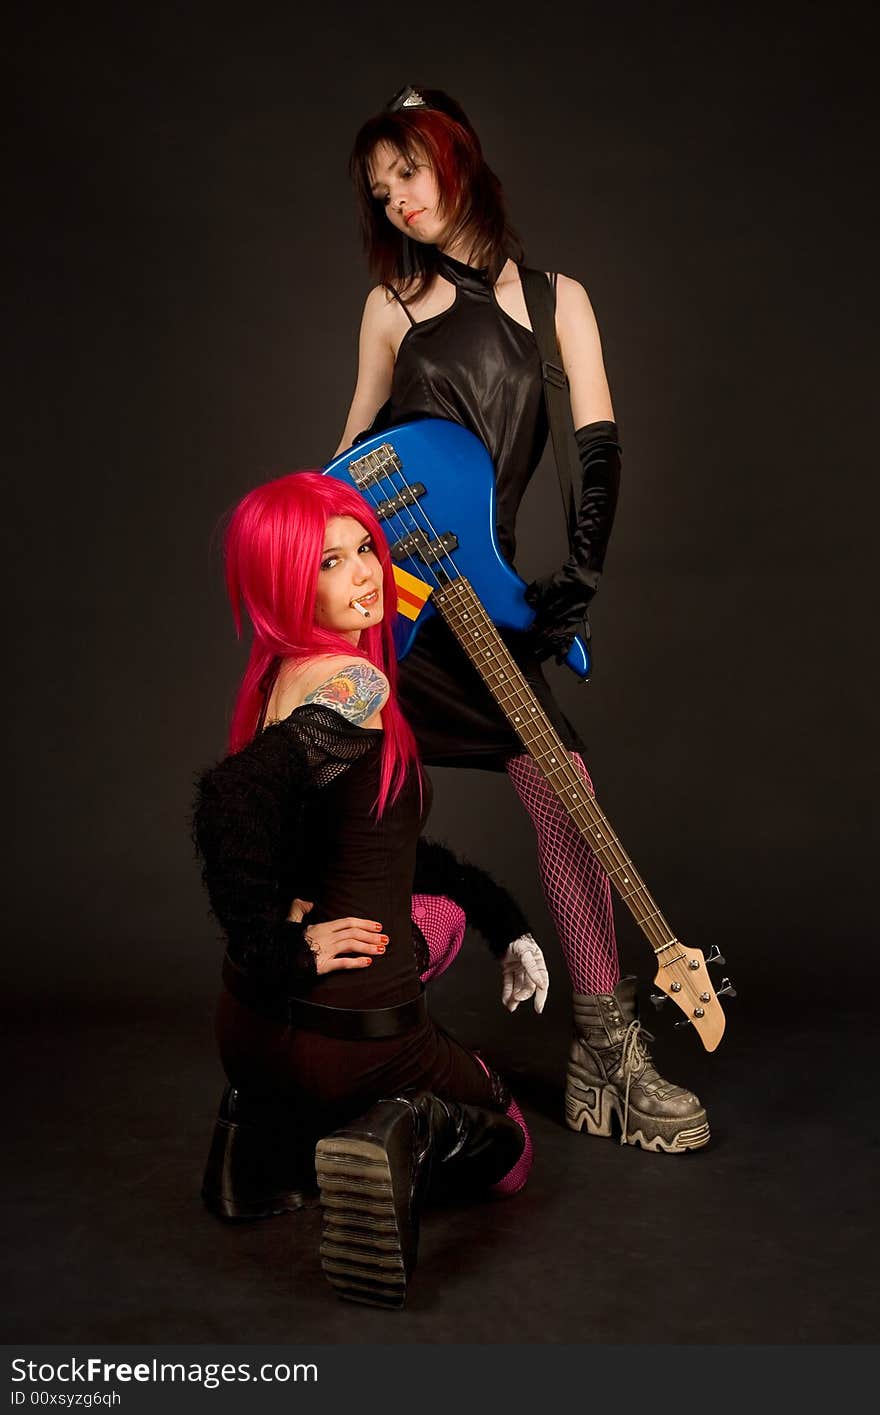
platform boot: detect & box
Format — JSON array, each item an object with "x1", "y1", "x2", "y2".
[
  {"x1": 566, "y1": 976, "x2": 710, "y2": 1153},
  {"x1": 201, "y1": 1084, "x2": 319, "y2": 1220},
  {"x1": 315, "y1": 1091, "x2": 524, "y2": 1309}
]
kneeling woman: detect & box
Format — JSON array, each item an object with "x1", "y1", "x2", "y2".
[{"x1": 193, "y1": 470, "x2": 530, "y2": 1308}]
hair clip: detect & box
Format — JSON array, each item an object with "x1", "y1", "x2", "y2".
[{"x1": 386, "y1": 85, "x2": 428, "y2": 112}]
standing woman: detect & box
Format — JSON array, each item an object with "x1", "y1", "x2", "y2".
[
  {"x1": 335, "y1": 85, "x2": 708, "y2": 1154},
  {"x1": 193, "y1": 471, "x2": 529, "y2": 1309}
]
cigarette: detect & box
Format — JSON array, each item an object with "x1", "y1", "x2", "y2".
[{"x1": 353, "y1": 601, "x2": 371, "y2": 618}]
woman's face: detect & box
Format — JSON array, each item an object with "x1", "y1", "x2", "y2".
[
  {"x1": 368, "y1": 140, "x2": 447, "y2": 246},
  {"x1": 314, "y1": 516, "x2": 384, "y2": 643}
]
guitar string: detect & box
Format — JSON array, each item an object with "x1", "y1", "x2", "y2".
[{"x1": 341, "y1": 442, "x2": 699, "y2": 971}]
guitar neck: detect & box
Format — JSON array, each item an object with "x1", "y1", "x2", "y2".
[{"x1": 433, "y1": 578, "x2": 682, "y2": 966}]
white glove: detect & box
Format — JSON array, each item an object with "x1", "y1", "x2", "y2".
[{"x1": 500, "y1": 934, "x2": 549, "y2": 1014}]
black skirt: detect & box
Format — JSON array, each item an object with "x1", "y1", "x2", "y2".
[{"x1": 397, "y1": 615, "x2": 587, "y2": 771}]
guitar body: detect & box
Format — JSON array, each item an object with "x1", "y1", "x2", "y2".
[{"x1": 323, "y1": 418, "x2": 591, "y2": 679}]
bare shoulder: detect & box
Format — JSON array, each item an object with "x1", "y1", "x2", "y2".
[
  {"x1": 267, "y1": 656, "x2": 389, "y2": 727},
  {"x1": 364, "y1": 282, "x2": 395, "y2": 313},
  {"x1": 298, "y1": 656, "x2": 390, "y2": 727},
  {"x1": 363, "y1": 283, "x2": 402, "y2": 331},
  {"x1": 555, "y1": 273, "x2": 599, "y2": 327}
]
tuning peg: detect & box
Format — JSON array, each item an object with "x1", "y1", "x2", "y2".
[
  {"x1": 705, "y1": 945, "x2": 726, "y2": 967},
  {"x1": 715, "y1": 977, "x2": 737, "y2": 999},
  {"x1": 673, "y1": 1016, "x2": 692, "y2": 1029},
  {"x1": 649, "y1": 991, "x2": 668, "y2": 1010}
]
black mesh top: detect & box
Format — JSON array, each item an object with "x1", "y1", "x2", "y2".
[{"x1": 371, "y1": 253, "x2": 549, "y2": 564}]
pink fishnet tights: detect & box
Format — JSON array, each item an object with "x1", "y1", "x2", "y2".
[
  {"x1": 412, "y1": 894, "x2": 466, "y2": 982},
  {"x1": 412, "y1": 893, "x2": 533, "y2": 1193},
  {"x1": 505, "y1": 752, "x2": 620, "y2": 996}
]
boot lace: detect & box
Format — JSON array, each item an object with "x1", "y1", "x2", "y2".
[{"x1": 618, "y1": 1019, "x2": 654, "y2": 1146}]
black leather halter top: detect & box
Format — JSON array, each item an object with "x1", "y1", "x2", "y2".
[{"x1": 372, "y1": 253, "x2": 549, "y2": 564}]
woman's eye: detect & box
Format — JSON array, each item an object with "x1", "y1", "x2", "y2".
[
  {"x1": 358, "y1": 541, "x2": 374, "y2": 555},
  {"x1": 320, "y1": 557, "x2": 337, "y2": 571}
]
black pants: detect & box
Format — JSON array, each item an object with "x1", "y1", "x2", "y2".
[{"x1": 215, "y1": 988, "x2": 507, "y2": 1134}]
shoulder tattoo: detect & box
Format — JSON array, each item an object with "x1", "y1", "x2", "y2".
[{"x1": 303, "y1": 663, "x2": 389, "y2": 725}]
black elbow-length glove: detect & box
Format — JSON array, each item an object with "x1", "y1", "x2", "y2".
[{"x1": 524, "y1": 419, "x2": 622, "y2": 663}]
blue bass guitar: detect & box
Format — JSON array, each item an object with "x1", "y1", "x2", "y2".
[{"x1": 323, "y1": 417, "x2": 732, "y2": 1052}]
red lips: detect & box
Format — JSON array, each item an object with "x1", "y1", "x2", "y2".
[{"x1": 404, "y1": 210, "x2": 425, "y2": 225}]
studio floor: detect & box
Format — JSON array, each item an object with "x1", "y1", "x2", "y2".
[{"x1": 6, "y1": 941, "x2": 876, "y2": 1349}]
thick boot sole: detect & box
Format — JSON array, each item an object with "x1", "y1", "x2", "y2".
[
  {"x1": 201, "y1": 1114, "x2": 317, "y2": 1221},
  {"x1": 565, "y1": 1067, "x2": 711, "y2": 1154},
  {"x1": 315, "y1": 1134, "x2": 409, "y2": 1310}
]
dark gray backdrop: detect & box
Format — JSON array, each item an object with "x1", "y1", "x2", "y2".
[{"x1": 5, "y1": 1, "x2": 877, "y2": 1017}]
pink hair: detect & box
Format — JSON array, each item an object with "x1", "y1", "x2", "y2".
[{"x1": 223, "y1": 470, "x2": 420, "y2": 815}]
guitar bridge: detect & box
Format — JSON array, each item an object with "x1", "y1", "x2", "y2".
[
  {"x1": 391, "y1": 529, "x2": 459, "y2": 565},
  {"x1": 347, "y1": 443, "x2": 402, "y2": 490}
]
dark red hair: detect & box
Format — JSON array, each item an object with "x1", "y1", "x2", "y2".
[
  {"x1": 349, "y1": 87, "x2": 523, "y2": 302},
  {"x1": 222, "y1": 471, "x2": 420, "y2": 815}
]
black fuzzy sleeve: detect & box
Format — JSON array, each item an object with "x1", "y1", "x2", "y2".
[
  {"x1": 412, "y1": 837, "x2": 531, "y2": 960},
  {"x1": 192, "y1": 724, "x2": 318, "y2": 993}
]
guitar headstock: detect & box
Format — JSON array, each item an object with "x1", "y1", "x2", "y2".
[{"x1": 652, "y1": 945, "x2": 726, "y2": 1052}]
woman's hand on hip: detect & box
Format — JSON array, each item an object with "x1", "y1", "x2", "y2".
[{"x1": 294, "y1": 905, "x2": 389, "y2": 975}]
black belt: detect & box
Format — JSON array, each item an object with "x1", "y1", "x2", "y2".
[{"x1": 222, "y1": 954, "x2": 427, "y2": 1040}]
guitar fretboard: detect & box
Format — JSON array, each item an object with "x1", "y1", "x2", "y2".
[{"x1": 434, "y1": 578, "x2": 685, "y2": 965}]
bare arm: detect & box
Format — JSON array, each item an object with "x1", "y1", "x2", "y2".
[
  {"x1": 554, "y1": 274, "x2": 615, "y2": 428},
  {"x1": 334, "y1": 286, "x2": 398, "y2": 455}
]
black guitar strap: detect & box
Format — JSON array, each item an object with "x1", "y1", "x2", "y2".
[{"x1": 518, "y1": 265, "x2": 580, "y2": 550}]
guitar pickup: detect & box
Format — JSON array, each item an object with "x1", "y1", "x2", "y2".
[
  {"x1": 376, "y1": 483, "x2": 426, "y2": 520},
  {"x1": 390, "y1": 529, "x2": 458, "y2": 564},
  {"x1": 347, "y1": 443, "x2": 402, "y2": 490}
]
